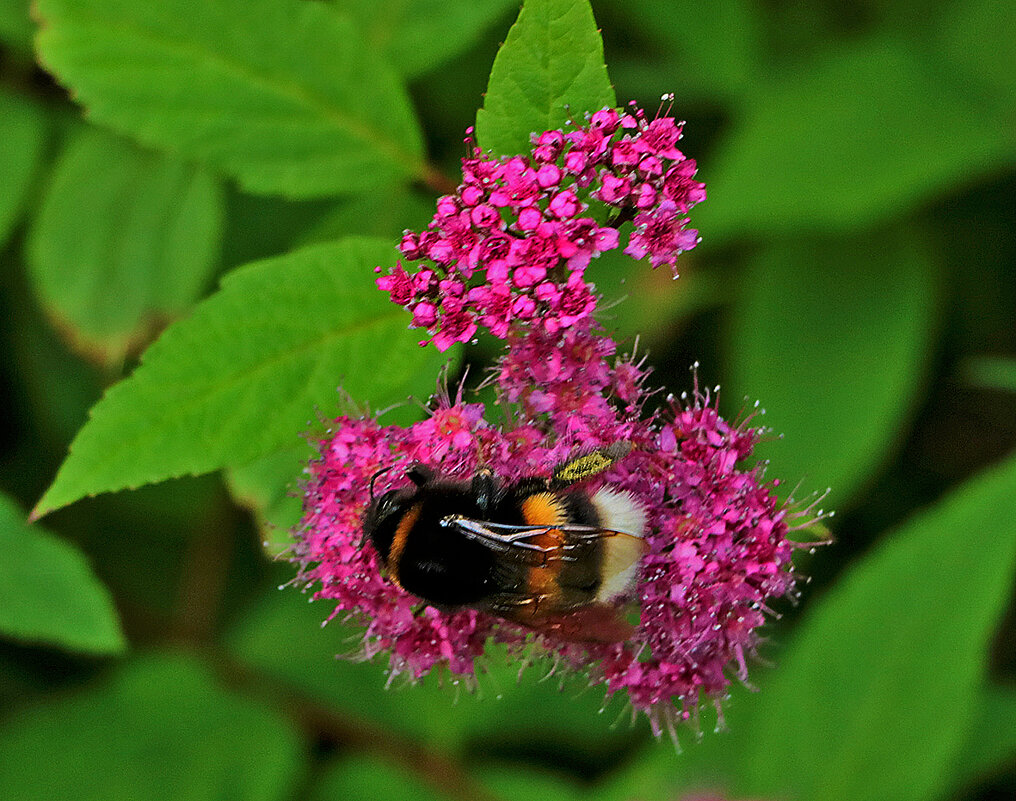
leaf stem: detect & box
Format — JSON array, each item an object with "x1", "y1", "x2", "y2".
[{"x1": 421, "y1": 163, "x2": 460, "y2": 196}]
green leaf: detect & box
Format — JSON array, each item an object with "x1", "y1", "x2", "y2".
[
  {"x1": 34, "y1": 238, "x2": 449, "y2": 517},
  {"x1": 311, "y1": 757, "x2": 451, "y2": 801},
  {"x1": 584, "y1": 242, "x2": 724, "y2": 347},
  {"x1": 220, "y1": 190, "x2": 337, "y2": 272},
  {"x1": 0, "y1": 493, "x2": 125, "y2": 654},
  {"x1": 695, "y1": 37, "x2": 1016, "y2": 239},
  {"x1": 475, "y1": 0, "x2": 616, "y2": 156},
  {"x1": 224, "y1": 445, "x2": 311, "y2": 556},
  {"x1": 608, "y1": 0, "x2": 761, "y2": 103},
  {"x1": 35, "y1": 0, "x2": 426, "y2": 198},
  {"x1": 0, "y1": 90, "x2": 47, "y2": 250},
  {"x1": 937, "y1": 0, "x2": 1016, "y2": 114},
  {"x1": 0, "y1": 653, "x2": 304, "y2": 801},
  {"x1": 725, "y1": 229, "x2": 939, "y2": 504},
  {"x1": 946, "y1": 685, "x2": 1016, "y2": 795},
  {"x1": 737, "y1": 452, "x2": 1016, "y2": 801},
  {"x1": 298, "y1": 185, "x2": 436, "y2": 248},
  {"x1": 964, "y1": 355, "x2": 1016, "y2": 393},
  {"x1": 26, "y1": 126, "x2": 223, "y2": 366},
  {"x1": 0, "y1": 0, "x2": 33, "y2": 54},
  {"x1": 333, "y1": 0, "x2": 517, "y2": 79},
  {"x1": 226, "y1": 584, "x2": 635, "y2": 754},
  {"x1": 482, "y1": 766, "x2": 585, "y2": 801}
]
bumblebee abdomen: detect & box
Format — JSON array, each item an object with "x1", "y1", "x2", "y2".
[
  {"x1": 509, "y1": 489, "x2": 605, "y2": 614},
  {"x1": 513, "y1": 486, "x2": 647, "y2": 615},
  {"x1": 588, "y1": 488, "x2": 647, "y2": 602}
]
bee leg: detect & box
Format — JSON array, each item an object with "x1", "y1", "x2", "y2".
[{"x1": 487, "y1": 592, "x2": 552, "y2": 616}]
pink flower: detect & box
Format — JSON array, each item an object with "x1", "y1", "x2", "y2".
[
  {"x1": 411, "y1": 301, "x2": 437, "y2": 328},
  {"x1": 626, "y1": 201, "x2": 701, "y2": 276},
  {"x1": 295, "y1": 322, "x2": 812, "y2": 736},
  {"x1": 374, "y1": 102, "x2": 705, "y2": 348},
  {"x1": 548, "y1": 189, "x2": 581, "y2": 219},
  {"x1": 374, "y1": 262, "x2": 413, "y2": 306},
  {"x1": 532, "y1": 129, "x2": 565, "y2": 162},
  {"x1": 663, "y1": 159, "x2": 707, "y2": 212},
  {"x1": 635, "y1": 116, "x2": 685, "y2": 159},
  {"x1": 292, "y1": 101, "x2": 807, "y2": 739},
  {"x1": 596, "y1": 172, "x2": 632, "y2": 204}
]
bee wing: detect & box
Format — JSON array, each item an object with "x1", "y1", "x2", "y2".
[
  {"x1": 443, "y1": 515, "x2": 645, "y2": 644},
  {"x1": 439, "y1": 515, "x2": 562, "y2": 566},
  {"x1": 522, "y1": 604, "x2": 637, "y2": 643},
  {"x1": 441, "y1": 515, "x2": 640, "y2": 565},
  {"x1": 484, "y1": 591, "x2": 637, "y2": 643}
]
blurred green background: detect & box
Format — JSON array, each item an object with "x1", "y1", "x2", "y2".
[{"x1": 1, "y1": 1, "x2": 1015, "y2": 800}]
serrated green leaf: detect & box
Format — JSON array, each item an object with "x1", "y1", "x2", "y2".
[
  {"x1": 26, "y1": 126, "x2": 223, "y2": 366},
  {"x1": 34, "y1": 238, "x2": 448, "y2": 517},
  {"x1": 311, "y1": 757, "x2": 451, "y2": 801},
  {"x1": 0, "y1": 652, "x2": 304, "y2": 801},
  {"x1": 475, "y1": 0, "x2": 616, "y2": 156},
  {"x1": 35, "y1": 0, "x2": 426, "y2": 198},
  {"x1": 945, "y1": 685, "x2": 1016, "y2": 796},
  {"x1": 738, "y1": 452, "x2": 1016, "y2": 801},
  {"x1": 726, "y1": 229, "x2": 939, "y2": 504},
  {"x1": 695, "y1": 37, "x2": 1016, "y2": 238},
  {"x1": 0, "y1": 90, "x2": 47, "y2": 250},
  {"x1": 0, "y1": 0, "x2": 33, "y2": 54},
  {"x1": 332, "y1": 0, "x2": 517, "y2": 79},
  {"x1": 0, "y1": 493, "x2": 124, "y2": 654}
]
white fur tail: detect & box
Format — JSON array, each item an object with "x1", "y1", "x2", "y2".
[{"x1": 591, "y1": 488, "x2": 648, "y2": 602}]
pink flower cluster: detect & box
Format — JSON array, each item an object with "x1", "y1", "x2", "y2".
[
  {"x1": 295, "y1": 321, "x2": 802, "y2": 735},
  {"x1": 296, "y1": 99, "x2": 821, "y2": 736},
  {"x1": 376, "y1": 103, "x2": 705, "y2": 350}
]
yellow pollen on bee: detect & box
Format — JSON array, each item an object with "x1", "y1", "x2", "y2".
[{"x1": 556, "y1": 452, "x2": 612, "y2": 483}]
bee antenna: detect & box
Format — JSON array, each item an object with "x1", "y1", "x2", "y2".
[{"x1": 369, "y1": 464, "x2": 396, "y2": 501}]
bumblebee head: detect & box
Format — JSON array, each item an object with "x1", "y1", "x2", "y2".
[{"x1": 362, "y1": 463, "x2": 435, "y2": 562}]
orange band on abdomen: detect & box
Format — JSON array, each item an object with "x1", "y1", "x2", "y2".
[
  {"x1": 386, "y1": 503, "x2": 421, "y2": 589},
  {"x1": 519, "y1": 493, "x2": 568, "y2": 615}
]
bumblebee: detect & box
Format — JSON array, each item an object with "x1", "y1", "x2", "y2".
[{"x1": 363, "y1": 444, "x2": 647, "y2": 643}]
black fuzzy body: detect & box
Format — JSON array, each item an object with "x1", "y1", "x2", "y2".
[
  {"x1": 364, "y1": 472, "x2": 603, "y2": 611},
  {"x1": 390, "y1": 482, "x2": 508, "y2": 606}
]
